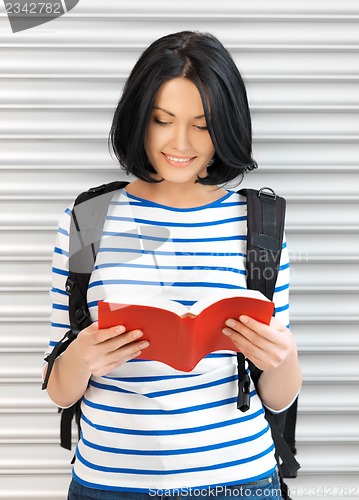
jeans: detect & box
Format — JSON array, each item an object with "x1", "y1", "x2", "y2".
[{"x1": 67, "y1": 470, "x2": 282, "y2": 499}]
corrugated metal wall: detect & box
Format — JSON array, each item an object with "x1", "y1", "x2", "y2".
[{"x1": 0, "y1": 1, "x2": 358, "y2": 498}]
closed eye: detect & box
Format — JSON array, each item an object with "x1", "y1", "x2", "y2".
[
  {"x1": 195, "y1": 125, "x2": 208, "y2": 130},
  {"x1": 154, "y1": 118, "x2": 208, "y2": 130},
  {"x1": 154, "y1": 118, "x2": 171, "y2": 126}
]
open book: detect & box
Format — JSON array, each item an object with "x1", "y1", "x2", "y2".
[{"x1": 98, "y1": 289, "x2": 274, "y2": 372}]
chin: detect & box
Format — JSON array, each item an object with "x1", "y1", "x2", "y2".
[{"x1": 154, "y1": 167, "x2": 207, "y2": 185}]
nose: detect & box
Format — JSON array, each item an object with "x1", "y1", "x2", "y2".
[{"x1": 172, "y1": 124, "x2": 192, "y2": 152}]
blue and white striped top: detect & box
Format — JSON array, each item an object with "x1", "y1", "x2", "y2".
[{"x1": 48, "y1": 187, "x2": 290, "y2": 493}]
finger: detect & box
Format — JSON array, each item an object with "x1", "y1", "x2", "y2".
[
  {"x1": 103, "y1": 328, "x2": 146, "y2": 354},
  {"x1": 239, "y1": 315, "x2": 288, "y2": 336},
  {"x1": 223, "y1": 318, "x2": 274, "y2": 351},
  {"x1": 223, "y1": 325, "x2": 267, "y2": 359},
  {"x1": 237, "y1": 316, "x2": 292, "y2": 356},
  {"x1": 239, "y1": 315, "x2": 279, "y2": 339},
  {"x1": 93, "y1": 349, "x2": 143, "y2": 377},
  {"x1": 222, "y1": 325, "x2": 283, "y2": 371},
  {"x1": 229, "y1": 315, "x2": 286, "y2": 346},
  {"x1": 223, "y1": 315, "x2": 287, "y2": 364},
  {"x1": 92, "y1": 339, "x2": 149, "y2": 376},
  {"x1": 223, "y1": 316, "x2": 293, "y2": 371},
  {"x1": 85, "y1": 322, "x2": 131, "y2": 345}
]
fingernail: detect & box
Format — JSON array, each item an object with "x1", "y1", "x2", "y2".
[
  {"x1": 222, "y1": 328, "x2": 232, "y2": 337},
  {"x1": 132, "y1": 330, "x2": 143, "y2": 340},
  {"x1": 115, "y1": 326, "x2": 126, "y2": 334},
  {"x1": 240, "y1": 316, "x2": 248, "y2": 324},
  {"x1": 225, "y1": 319, "x2": 236, "y2": 328},
  {"x1": 139, "y1": 340, "x2": 149, "y2": 349}
]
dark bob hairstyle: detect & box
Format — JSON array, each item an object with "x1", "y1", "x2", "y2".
[{"x1": 109, "y1": 31, "x2": 257, "y2": 185}]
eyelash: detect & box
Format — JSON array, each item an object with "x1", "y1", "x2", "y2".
[
  {"x1": 154, "y1": 118, "x2": 208, "y2": 130},
  {"x1": 154, "y1": 119, "x2": 170, "y2": 126},
  {"x1": 195, "y1": 125, "x2": 208, "y2": 131}
]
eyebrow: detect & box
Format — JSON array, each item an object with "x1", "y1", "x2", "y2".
[{"x1": 153, "y1": 106, "x2": 205, "y2": 120}]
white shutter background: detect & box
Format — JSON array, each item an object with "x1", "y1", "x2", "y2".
[{"x1": 0, "y1": 1, "x2": 358, "y2": 498}]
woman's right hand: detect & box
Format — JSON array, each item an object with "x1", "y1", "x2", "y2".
[{"x1": 75, "y1": 322, "x2": 149, "y2": 377}]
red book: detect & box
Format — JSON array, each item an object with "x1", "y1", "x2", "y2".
[{"x1": 98, "y1": 289, "x2": 274, "y2": 372}]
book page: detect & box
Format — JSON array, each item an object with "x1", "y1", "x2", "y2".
[
  {"x1": 103, "y1": 295, "x2": 188, "y2": 317},
  {"x1": 189, "y1": 288, "x2": 270, "y2": 316},
  {"x1": 103, "y1": 289, "x2": 269, "y2": 319}
]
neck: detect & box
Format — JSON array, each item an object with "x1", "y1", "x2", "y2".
[{"x1": 127, "y1": 179, "x2": 226, "y2": 209}]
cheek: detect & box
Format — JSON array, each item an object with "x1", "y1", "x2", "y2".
[
  {"x1": 200, "y1": 135, "x2": 215, "y2": 157},
  {"x1": 144, "y1": 129, "x2": 158, "y2": 159},
  {"x1": 145, "y1": 127, "x2": 167, "y2": 153}
]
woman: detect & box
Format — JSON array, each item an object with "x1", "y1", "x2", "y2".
[{"x1": 44, "y1": 31, "x2": 301, "y2": 499}]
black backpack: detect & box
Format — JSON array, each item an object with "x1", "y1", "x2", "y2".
[{"x1": 42, "y1": 181, "x2": 300, "y2": 497}]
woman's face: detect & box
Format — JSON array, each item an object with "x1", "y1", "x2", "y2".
[{"x1": 144, "y1": 77, "x2": 215, "y2": 186}]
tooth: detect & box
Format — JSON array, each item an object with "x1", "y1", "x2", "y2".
[{"x1": 167, "y1": 155, "x2": 191, "y2": 162}]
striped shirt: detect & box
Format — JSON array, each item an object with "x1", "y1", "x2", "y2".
[{"x1": 48, "y1": 187, "x2": 290, "y2": 493}]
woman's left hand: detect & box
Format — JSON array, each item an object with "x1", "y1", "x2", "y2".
[{"x1": 222, "y1": 315, "x2": 296, "y2": 372}]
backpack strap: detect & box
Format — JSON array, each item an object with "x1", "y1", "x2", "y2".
[
  {"x1": 236, "y1": 187, "x2": 300, "y2": 484},
  {"x1": 239, "y1": 186, "x2": 286, "y2": 300},
  {"x1": 42, "y1": 180, "x2": 128, "y2": 449},
  {"x1": 236, "y1": 186, "x2": 286, "y2": 411},
  {"x1": 65, "y1": 181, "x2": 129, "y2": 333}
]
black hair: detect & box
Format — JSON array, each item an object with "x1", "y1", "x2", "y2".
[{"x1": 109, "y1": 31, "x2": 257, "y2": 185}]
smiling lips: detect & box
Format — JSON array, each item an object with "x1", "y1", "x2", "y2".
[{"x1": 162, "y1": 152, "x2": 196, "y2": 166}]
